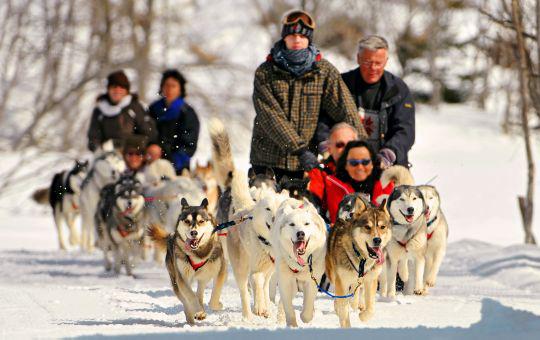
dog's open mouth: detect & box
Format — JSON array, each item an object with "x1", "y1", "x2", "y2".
[
  {"x1": 186, "y1": 234, "x2": 204, "y2": 250},
  {"x1": 366, "y1": 242, "x2": 384, "y2": 265},
  {"x1": 400, "y1": 210, "x2": 415, "y2": 223},
  {"x1": 293, "y1": 238, "x2": 309, "y2": 266}
]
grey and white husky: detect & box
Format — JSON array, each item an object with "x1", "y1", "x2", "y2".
[
  {"x1": 97, "y1": 175, "x2": 146, "y2": 275},
  {"x1": 379, "y1": 166, "x2": 429, "y2": 297},
  {"x1": 149, "y1": 198, "x2": 226, "y2": 325}
]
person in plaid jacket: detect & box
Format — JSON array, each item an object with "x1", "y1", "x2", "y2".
[{"x1": 250, "y1": 10, "x2": 366, "y2": 181}]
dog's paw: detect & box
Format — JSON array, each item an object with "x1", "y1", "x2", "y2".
[
  {"x1": 300, "y1": 310, "x2": 314, "y2": 323},
  {"x1": 414, "y1": 288, "x2": 427, "y2": 296},
  {"x1": 69, "y1": 234, "x2": 79, "y2": 246},
  {"x1": 254, "y1": 304, "x2": 268, "y2": 317},
  {"x1": 359, "y1": 310, "x2": 373, "y2": 322},
  {"x1": 209, "y1": 301, "x2": 223, "y2": 311},
  {"x1": 242, "y1": 310, "x2": 253, "y2": 321},
  {"x1": 425, "y1": 279, "x2": 436, "y2": 288},
  {"x1": 194, "y1": 311, "x2": 206, "y2": 320}
]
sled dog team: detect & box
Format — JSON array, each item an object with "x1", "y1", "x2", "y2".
[{"x1": 39, "y1": 119, "x2": 447, "y2": 328}]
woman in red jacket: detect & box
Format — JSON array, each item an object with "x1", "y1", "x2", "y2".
[{"x1": 309, "y1": 140, "x2": 394, "y2": 224}]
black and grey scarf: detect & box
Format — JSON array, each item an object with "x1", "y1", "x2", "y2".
[{"x1": 271, "y1": 40, "x2": 318, "y2": 77}]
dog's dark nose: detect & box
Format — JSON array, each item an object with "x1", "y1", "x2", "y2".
[
  {"x1": 190, "y1": 230, "x2": 198, "y2": 238},
  {"x1": 407, "y1": 207, "x2": 415, "y2": 214},
  {"x1": 296, "y1": 231, "x2": 305, "y2": 240},
  {"x1": 373, "y1": 237, "x2": 382, "y2": 246},
  {"x1": 127, "y1": 200, "x2": 132, "y2": 207}
]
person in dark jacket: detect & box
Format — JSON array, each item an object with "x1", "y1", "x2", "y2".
[
  {"x1": 87, "y1": 70, "x2": 157, "y2": 152},
  {"x1": 148, "y1": 69, "x2": 200, "y2": 174},
  {"x1": 250, "y1": 10, "x2": 366, "y2": 182},
  {"x1": 341, "y1": 35, "x2": 415, "y2": 168}
]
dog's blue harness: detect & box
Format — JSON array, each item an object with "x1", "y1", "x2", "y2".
[
  {"x1": 212, "y1": 215, "x2": 253, "y2": 234},
  {"x1": 307, "y1": 248, "x2": 365, "y2": 299}
]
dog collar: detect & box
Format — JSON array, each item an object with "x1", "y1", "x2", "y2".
[
  {"x1": 186, "y1": 255, "x2": 208, "y2": 271},
  {"x1": 346, "y1": 244, "x2": 367, "y2": 278},
  {"x1": 258, "y1": 235, "x2": 271, "y2": 247},
  {"x1": 426, "y1": 215, "x2": 438, "y2": 227}
]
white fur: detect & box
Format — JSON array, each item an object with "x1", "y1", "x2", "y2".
[
  {"x1": 271, "y1": 198, "x2": 327, "y2": 327},
  {"x1": 419, "y1": 185, "x2": 448, "y2": 291},
  {"x1": 79, "y1": 151, "x2": 126, "y2": 252},
  {"x1": 227, "y1": 170, "x2": 288, "y2": 319},
  {"x1": 382, "y1": 188, "x2": 428, "y2": 298}
]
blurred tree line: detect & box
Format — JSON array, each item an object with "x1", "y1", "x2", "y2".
[{"x1": 0, "y1": 0, "x2": 538, "y2": 153}]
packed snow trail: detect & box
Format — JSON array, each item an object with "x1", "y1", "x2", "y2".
[{"x1": 1, "y1": 104, "x2": 540, "y2": 338}]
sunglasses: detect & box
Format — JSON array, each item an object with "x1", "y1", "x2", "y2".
[
  {"x1": 283, "y1": 11, "x2": 316, "y2": 29},
  {"x1": 347, "y1": 158, "x2": 372, "y2": 167},
  {"x1": 126, "y1": 151, "x2": 143, "y2": 157}
]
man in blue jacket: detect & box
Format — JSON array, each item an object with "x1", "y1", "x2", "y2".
[{"x1": 341, "y1": 35, "x2": 415, "y2": 168}]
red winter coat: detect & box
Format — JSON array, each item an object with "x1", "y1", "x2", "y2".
[{"x1": 309, "y1": 169, "x2": 394, "y2": 224}]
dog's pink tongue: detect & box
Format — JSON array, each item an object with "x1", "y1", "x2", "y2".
[
  {"x1": 294, "y1": 241, "x2": 306, "y2": 266},
  {"x1": 374, "y1": 247, "x2": 384, "y2": 265}
]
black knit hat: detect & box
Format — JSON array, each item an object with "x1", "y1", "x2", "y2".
[
  {"x1": 281, "y1": 10, "x2": 315, "y2": 42},
  {"x1": 107, "y1": 70, "x2": 130, "y2": 91},
  {"x1": 123, "y1": 135, "x2": 148, "y2": 154}
]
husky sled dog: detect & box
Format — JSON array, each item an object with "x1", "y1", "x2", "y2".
[
  {"x1": 209, "y1": 118, "x2": 277, "y2": 220},
  {"x1": 193, "y1": 162, "x2": 220, "y2": 213},
  {"x1": 380, "y1": 166, "x2": 428, "y2": 297},
  {"x1": 227, "y1": 170, "x2": 289, "y2": 319},
  {"x1": 326, "y1": 194, "x2": 391, "y2": 327},
  {"x1": 142, "y1": 158, "x2": 176, "y2": 186},
  {"x1": 48, "y1": 160, "x2": 89, "y2": 250},
  {"x1": 148, "y1": 198, "x2": 226, "y2": 325},
  {"x1": 97, "y1": 175, "x2": 146, "y2": 275},
  {"x1": 271, "y1": 198, "x2": 327, "y2": 327},
  {"x1": 79, "y1": 150, "x2": 126, "y2": 251},
  {"x1": 249, "y1": 167, "x2": 278, "y2": 191},
  {"x1": 143, "y1": 177, "x2": 205, "y2": 262},
  {"x1": 418, "y1": 185, "x2": 448, "y2": 290}
]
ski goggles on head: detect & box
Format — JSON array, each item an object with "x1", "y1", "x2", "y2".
[
  {"x1": 347, "y1": 158, "x2": 372, "y2": 167},
  {"x1": 282, "y1": 10, "x2": 316, "y2": 29}
]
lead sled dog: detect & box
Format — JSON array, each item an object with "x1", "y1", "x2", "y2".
[{"x1": 149, "y1": 198, "x2": 226, "y2": 325}]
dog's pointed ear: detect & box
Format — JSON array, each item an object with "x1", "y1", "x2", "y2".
[
  {"x1": 200, "y1": 198, "x2": 209, "y2": 210},
  {"x1": 378, "y1": 198, "x2": 388, "y2": 212},
  {"x1": 248, "y1": 167, "x2": 256, "y2": 180},
  {"x1": 181, "y1": 198, "x2": 189, "y2": 209},
  {"x1": 265, "y1": 167, "x2": 275, "y2": 178}
]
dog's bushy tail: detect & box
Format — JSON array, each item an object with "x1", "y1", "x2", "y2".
[
  {"x1": 32, "y1": 187, "x2": 50, "y2": 205},
  {"x1": 147, "y1": 224, "x2": 170, "y2": 252},
  {"x1": 231, "y1": 170, "x2": 255, "y2": 211},
  {"x1": 208, "y1": 118, "x2": 234, "y2": 189},
  {"x1": 380, "y1": 165, "x2": 414, "y2": 187}
]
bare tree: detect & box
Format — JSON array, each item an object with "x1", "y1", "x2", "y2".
[{"x1": 511, "y1": 0, "x2": 536, "y2": 244}]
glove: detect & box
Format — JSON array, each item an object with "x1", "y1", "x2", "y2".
[
  {"x1": 298, "y1": 149, "x2": 319, "y2": 171},
  {"x1": 377, "y1": 148, "x2": 396, "y2": 169}
]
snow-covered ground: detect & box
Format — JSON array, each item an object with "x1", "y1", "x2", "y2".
[{"x1": 1, "y1": 104, "x2": 540, "y2": 339}]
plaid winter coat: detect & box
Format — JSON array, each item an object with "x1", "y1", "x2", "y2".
[{"x1": 250, "y1": 56, "x2": 366, "y2": 171}]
